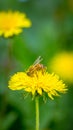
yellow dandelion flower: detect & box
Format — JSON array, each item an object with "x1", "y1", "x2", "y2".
[
  {"x1": 8, "y1": 66, "x2": 67, "y2": 100},
  {"x1": 8, "y1": 56, "x2": 68, "y2": 130},
  {"x1": 49, "y1": 52, "x2": 73, "y2": 83},
  {"x1": 0, "y1": 11, "x2": 32, "y2": 38}
]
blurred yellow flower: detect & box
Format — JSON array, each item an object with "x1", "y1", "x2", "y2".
[
  {"x1": 8, "y1": 67, "x2": 67, "y2": 100},
  {"x1": 49, "y1": 52, "x2": 73, "y2": 83},
  {"x1": 0, "y1": 11, "x2": 32, "y2": 38}
]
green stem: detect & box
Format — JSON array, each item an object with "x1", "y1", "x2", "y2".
[{"x1": 35, "y1": 96, "x2": 39, "y2": 130}]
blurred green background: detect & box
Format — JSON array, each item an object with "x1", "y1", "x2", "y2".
[{"x1": 0, "y1": 0, "x2": 73, "y2": 130}]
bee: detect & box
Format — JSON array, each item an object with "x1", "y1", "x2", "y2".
[{"x1": 26, "y1": 56, "x2": 46, "y2": 76}]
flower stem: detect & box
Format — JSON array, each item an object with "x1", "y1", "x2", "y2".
[{"x1": 35, "y1": 96, "x2": 39, "y2": 130}]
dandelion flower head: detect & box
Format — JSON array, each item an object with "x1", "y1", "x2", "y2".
[
  {"x1": 49, "y1": 52, "x2": 73, "y2": 83},
  {"x1": 0, "y1": 11, "x2": 31, "y2": 38},
  {"x1": 8, "y1": 60, "x2": 67, "y2": 100}
]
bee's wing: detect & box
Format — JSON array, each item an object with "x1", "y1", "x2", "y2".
[{"x1": 33, "y1": 56, "x2": 43, "y2": 65}]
